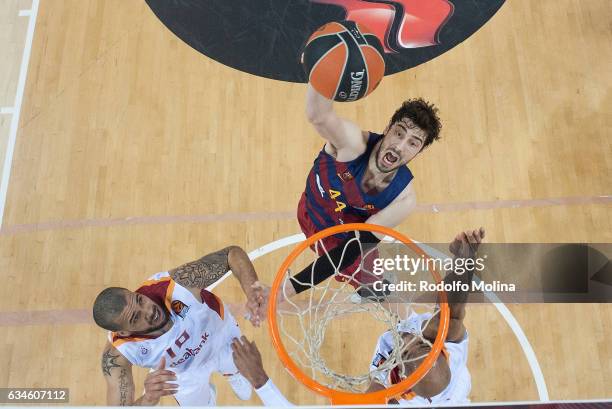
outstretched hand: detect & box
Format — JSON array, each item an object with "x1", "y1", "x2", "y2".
[
  {"x1": 449, "y1": 227, "x2": 485, "y2": 258},
  {"x1": 141, "y1": 357, "x2": 178, "y2": 405},
  {"x1": 231, "y1": 336, "x2": 269, "y2": 389},
  {"x1": 245, "y1": 281, "x2": 269, "y2": 327}
]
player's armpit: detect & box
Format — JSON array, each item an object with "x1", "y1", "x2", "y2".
[
  {"x1": 170, "y1": 246, "x2": 235, "y2": 289},
  {"x1": 101, "y1": 343, "x2": 135, "y2": 406}
]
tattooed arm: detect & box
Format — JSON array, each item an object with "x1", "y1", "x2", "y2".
[
  {"x1": 170, "y1": 246, "x2": 258, "y2": 292},
  {"x1": 102, "y1": 343, "x2": 176, "y2": 406},
  {"x1": 102, "y1": 343, "x2": 135, "y2": 405},
  {"x1": 170, "y1": 246, "x2": 265, "y2": 325}
]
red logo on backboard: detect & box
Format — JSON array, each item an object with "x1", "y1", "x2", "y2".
[{"x1": 310, "y1": 0, "x2": 454, "y2": 53}]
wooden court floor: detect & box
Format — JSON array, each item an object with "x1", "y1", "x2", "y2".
[{"x1": 0, "y1": 0, "x2": 610, "y2": 405}]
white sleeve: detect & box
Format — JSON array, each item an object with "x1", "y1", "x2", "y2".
[
  {"x1": 255, "y1": 379, "x2": 295, "y2": 407},
  {"x1": 369, "y1": 331, "x2": 393, "y2": 385}
]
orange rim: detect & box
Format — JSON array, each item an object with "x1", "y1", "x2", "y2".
[{"x1": 268, "y1": 223, "x2": 450, "y2": 405}]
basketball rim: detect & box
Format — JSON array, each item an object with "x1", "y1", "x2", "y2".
[{"x1": 267, "y1": 222, "x2": 450, "y2": 405}]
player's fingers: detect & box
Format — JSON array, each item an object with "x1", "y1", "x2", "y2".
[
  {"x1": 161, "y1": 383, "x2": 179, "y2": 390},
  {"x1": 148, "y1": 373, "x2": 175, "y2": 384},
  {"x1": 465, "y1": 230, "x2": 477, "y2": 244},
  {"x1": 231, "y1": 338, "x2": 242, "y2": 354},
  {"x1": 146, "y1": 383, "x2": 166, "y2": 392},
  {"x1": 161, "y1": 390, "x2": 178, "y2": 396},
  {"x1": 156, "y1": 356, "x2": 166, "y2": 370},
  {"x1": 473, "y1": 229, "x2": 482, "y2": 244},
  {"x1": 247, "y1": 301, "x2": 260, "y2": 314},
  {"x1": 151, "y1": 369, "x2": 176, "y2": 377},
  {"x1": 239, "y1": 337, "x2": 254, "y2": 354},
  {"x1": 151, "y1": 382, "x2": 178, "y2": 391},
  {"x1": 479, "y1": 227, "x2": 486, "y2": 239},
  {"x1": 232, "y1": 338, "x2": 248, "y2": 356},
  {"x1": 248, "y1": 315, "x2": 260, "y2": 328},
  {"x1": 251, "y1": 340, "x2": 262, "y2": 357},
  {"x1": 151, "y1": 374, "x2": 177, "y2": 383}
]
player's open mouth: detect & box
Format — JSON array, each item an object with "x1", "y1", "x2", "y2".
[
  {"x1": 152, "y1": 307, "x2": 159, "y2": 323},
  {"x1": 382, "y1": 151, "x2": 399, "y2": 167}
]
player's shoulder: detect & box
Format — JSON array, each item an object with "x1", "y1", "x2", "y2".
[
  {"x1": 384, "y1": 179, "x2": 415, "y2": 206},
  {"x1": 329, "y1": 130, "x2": 370, "y2": 158},
  {"x1": 136, "y1": 271, "x2": 174, "y2": 293},
  {"x1": 376, "y1": 329, "x2": 395, "y2": 351},
  {"x1": 362, "y1": 130, "x2": 385, "y2": 149},
  {"x1": 144, "y1": 271, "x2": 172, "y2": 282},
  {"x1": 102, "y1": 340, "x2": 132, "y2": 367}
]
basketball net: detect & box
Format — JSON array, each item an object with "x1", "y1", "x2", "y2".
[{"x1": 268, "y1": 223, "x2": 449, "y2": 405}]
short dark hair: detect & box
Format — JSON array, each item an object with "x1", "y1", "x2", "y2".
[
  {"x1": 388, "y1": 98, "x2": 442, "y2": 148},
  {"x1": 93, "y1": 287, "x2": 129, "y2": 331}
]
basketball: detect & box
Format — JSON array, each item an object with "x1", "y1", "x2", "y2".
[{"x1": 302, "y1": 20, "x2": 386, "y2": 102}]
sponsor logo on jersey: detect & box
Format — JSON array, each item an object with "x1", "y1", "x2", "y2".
[
  {"x1": 372, "y1": 352, "x2": 386, "y2": 367},
  {"x1": 353, "y1": 204, "x2": 376, "y2": 211},
  {"x1": 168, "y1": 332, "x2": 210, "y2": 368},
  {"x1": 171, "y1": 300, "x2": 190, "y2": 318},
  {"x1": 315, "y1": 174, "x2": 326, "y2": 197},
  {"x1": 140, "y1": 346, "x2": 149, "y2": 355},
  {"x1": 337, "y1": 170, "x2": 354, "y2": 182}
]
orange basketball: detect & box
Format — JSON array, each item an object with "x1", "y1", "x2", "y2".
[{"x1": 302, "y1": 20, "x2": 386, "y2": 102}]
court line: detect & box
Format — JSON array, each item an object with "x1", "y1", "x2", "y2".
[
  {"x1": 418, "y1": 243, "x2": 550, "y2": 401},
  {"x1": 1, "y1": 194, "x2": 609, "y2": 235},
  {"x1": 0, "y1": 0, "x2": 40, "y2": 228}
]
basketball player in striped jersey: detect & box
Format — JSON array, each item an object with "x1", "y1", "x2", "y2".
[
  {"x1": 231, "y1": 228, "x2": 484, "y2": 406},
  {"x1": 93, "y1": 245, "x2": 265, "y2": 406},
  {"x1": 295, "y1": 85, "x2": 442, "y2": 294}
]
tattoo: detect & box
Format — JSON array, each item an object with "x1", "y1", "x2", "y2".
[
  {"x1": 171, "y1": 247, "x2": 232, "y2": 289},
  {"x1": 118, "y1": 368, "x2": 131, "y2": 406},
  {"x1": 101, "y1": 349, "x2": 121, "y2": 376}
]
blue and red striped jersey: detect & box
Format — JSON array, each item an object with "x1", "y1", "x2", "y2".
[{"x1": 303, "y1": 132, "x2": 413, "y2": 236}]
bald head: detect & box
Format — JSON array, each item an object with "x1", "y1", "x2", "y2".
[
  {"x1": 401, "y1": 339, "x2": 451, "y2": 399},
  {"x1": 92, "y1": 287, "x2": 129, "y2": 331},
  {"x1": 410, "y1": 354, "x2": 450, "y2": 398}
]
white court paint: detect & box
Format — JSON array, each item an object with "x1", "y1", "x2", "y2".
[{"x1": 0, "y1": 0, "x2": 40, "y2": 227}]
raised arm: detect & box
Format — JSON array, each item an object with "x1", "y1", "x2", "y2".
[
  {"x1": 365, "y1": 182, "x2": 416, "y2": 233},
  {"x1": 170, "y1": 246, "x2": 264, "y2": 325},
  {"x1": 423, "y1": 228, "x2": 485, "y2": 343},
  {"x1": 232, "y1": 336, "x2": 295, "y2": 407},
  {"x1": 306, "y1": 84, "x2": 366, "y2": 156},
  {"x1": 101, "y1": 343, "x2": 176, "y2": 406},
  {"x1": 170, "y1": 246, "x2": 257, "y2": 291}
]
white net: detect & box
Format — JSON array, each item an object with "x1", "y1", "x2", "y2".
[{"x1": 274, "y1": 230, "x2": 444, "y2": 394}]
